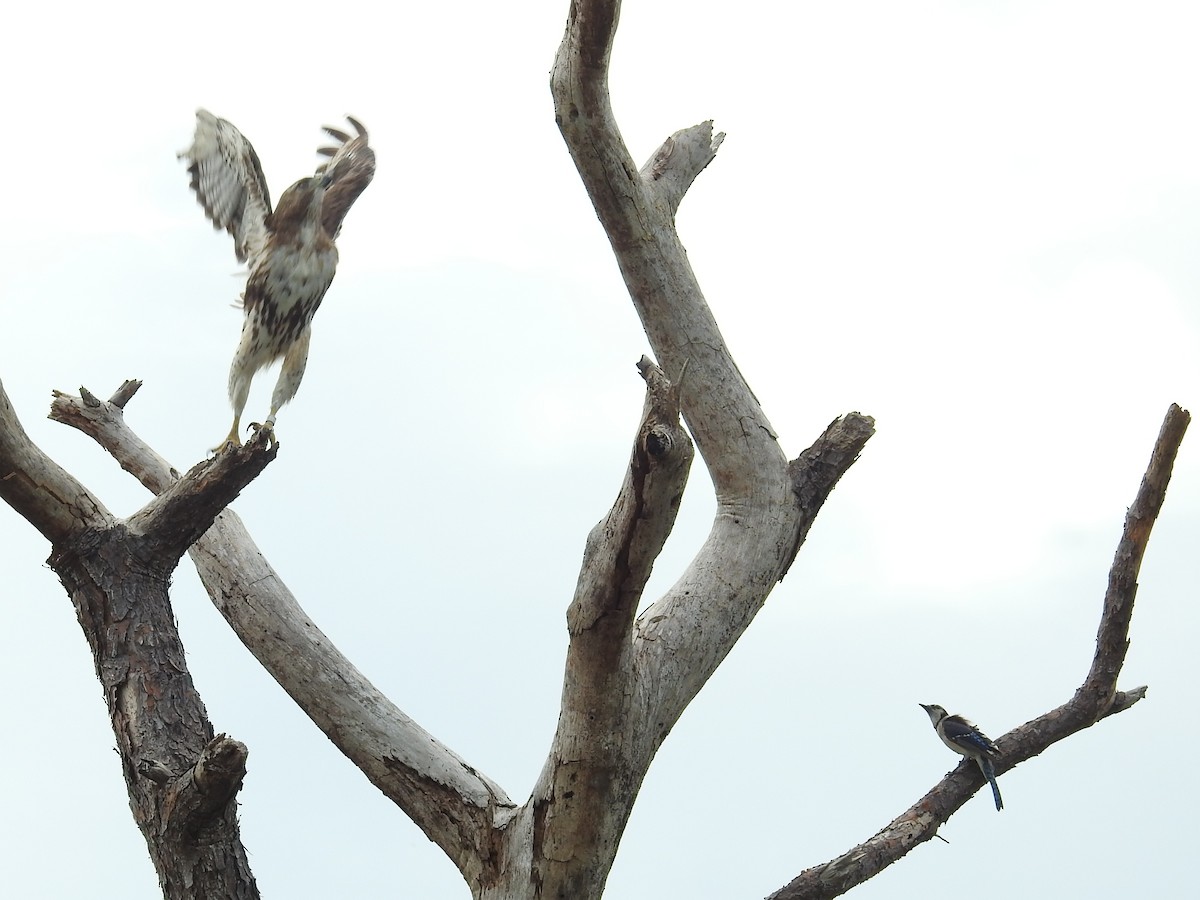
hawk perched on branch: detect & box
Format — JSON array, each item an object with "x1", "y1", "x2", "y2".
[{"x1": 179, "y1": 109, "x2": 376, "y2": 449}]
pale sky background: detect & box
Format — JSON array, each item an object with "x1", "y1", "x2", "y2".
[{"x1": 1, "y1": 1, "x2": 1197, "y2": 898}]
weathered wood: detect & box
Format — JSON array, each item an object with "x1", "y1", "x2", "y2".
[
  {"x1": 46, "y1": 381, "x2": 513, "y2": 888},
  {"x1": 768, "y1": 404, "x2": 1189, "y2": 900},
  {"x1": 1, "y1": 379, "x2": 261, "y2": 899}
]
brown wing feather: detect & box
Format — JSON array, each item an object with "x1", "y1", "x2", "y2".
[
  {"x1": 179, "y1": 109, "x2": 273, "y2": 266},
  {"x1": 316, "y1": 116, "x2": 376, "y2": 239}
]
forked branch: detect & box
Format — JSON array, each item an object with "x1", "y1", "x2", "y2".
[
  {"x1": 548, "y1": 3, "x2": 878, "y2": 897},
  {"x1": 769, "y1": 404, "x2": 1189, "y2": 900},
  {"x1": 566, "y1": 356, "x2": 694, "y2": 640},
  {"x1": 1, "y1": 381, "x2": 263, "y2": 898},
  {"x1": 49, "y1": 382, "x2": 512, "y2": 888},
  {"x1": 519, "y1": 358, "x2": 693, "y2": 897},
  {"x1": 552, "y1": 0, "x2": 875, "y2": 794}
]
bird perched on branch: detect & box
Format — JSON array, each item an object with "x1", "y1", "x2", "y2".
[
  {"x1": 920, "y1": 703, "x2": 1004, "y2": 810},
  {"x1": 179, "y1": 109, "x2": 376, "y2": 450}
]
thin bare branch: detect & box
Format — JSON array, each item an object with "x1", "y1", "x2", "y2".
[
  {"x1": 1081, "y1": 402, "x2": 1189, "y2": 704},
  {"x1": 782, "y1": 413, "x2": 877, "y2": 578},
  {"x1": 768, "y1": 404, "x2": 1188, "y2": 900},
  {"x1": 552, "y1": 0, "x2": 781, "y2": 496},
  {"x1": 566, "y1": 356, "x2": 693, "y2": 639}
]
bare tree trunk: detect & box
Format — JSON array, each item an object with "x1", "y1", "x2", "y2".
[
  {"x1": 768, "y1": 403, "x2": 1189, "y2": 899},
  {"x1": 0, "y1": 384, "x2": 270, "y2": 898},
  {"x1": 56, "y1": 537, "x2": 256, "y2": 899}
]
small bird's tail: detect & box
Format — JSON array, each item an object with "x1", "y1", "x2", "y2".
[{"x1": 979, "y1": 757, "x2": 1004, "y2": 811}]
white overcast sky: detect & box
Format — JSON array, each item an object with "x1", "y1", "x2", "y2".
[{"x1": 1, "y1": 1, "x2": 1197, "y2": 898}]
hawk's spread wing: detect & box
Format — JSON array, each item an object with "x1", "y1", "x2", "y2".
[
  {"x1": 179, "y1": 109, "x2": 273, "y2": 267},
  {"x1": 316, "y1": 117, "x2": 376, "y2": 239}
]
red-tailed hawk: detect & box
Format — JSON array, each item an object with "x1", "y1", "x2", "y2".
[{"x1": 179, "y1": 109, "x2": 376, "y2": 449}]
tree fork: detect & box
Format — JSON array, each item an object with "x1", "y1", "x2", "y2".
[
  {"x1": 1, "y1": 378, "x2": 270, "y2": 899},
  {"x1": 768, "y1": 403, "x2": 1190, "y2": 900}
]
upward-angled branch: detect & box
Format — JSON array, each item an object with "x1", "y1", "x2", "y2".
[
  {"x1": 126, "y1": 438, "x2": 275, "y2": 562},
  {"x1": 1080, "y1": 402, "x2": 1190, "y2": 705},
  {"x1": 551, "y1": 0, "x2": 874, "y2": 773},
  {"x1": 519, "y1": 358, "x2": 693, "y2": 897},
  {"x1": 630, "y1": 412, "x2": 874, "y2": 742},
  {"x1": 565, "y1": 356, "x2": 694, "y2": 640},
  {"x1": 553, "y1": 0, "x2": 778, "y2": 497},
  {"x1": 50, "y1": 382, "x2": 278, "y2": 562}
]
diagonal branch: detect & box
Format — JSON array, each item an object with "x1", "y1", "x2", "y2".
[
  {"x1": 783, "y1": 412, "x2": 877, "y2": 577},
  {"x1": 125, "y1": 439, "x2": 275, "y2": 564},
  {"x1": 51, "y1": 382, "x2": 513, "y2": 887},
  {"x1": 51, "y1": 383, "x2": 278, "y2": 562},
  {"x1": 524, "y1": 358, "x2": 693, "y2": 896},
  {"x1": 643, "y1": 126, "x2": 725, "y2": 217},
  {"x1": 631, "y1": 412, "x2": 876, "y2": 742},
  {"x1": 188, "y1": 511, "x2": 512, "y2": 883},
  {"x1": 49, "y1": 382, "x2": 184, "y2": 493},
  {"x1": 565, "y1": 356, "x2": 693, "y2": 641},
  {"x1": 552, "y1": 0, "x2": 776, "y2": 496},
  {"x1": 768, "y1": 404, "x2": 1189, "y2": 900},
  {"x1": 1080, "y1": 402, "x2": 1190, "y2": 704}
]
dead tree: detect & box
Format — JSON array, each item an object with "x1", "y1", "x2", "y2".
[{"x1": 0, "y1": 0, "x2": 1189, "y2": 898}]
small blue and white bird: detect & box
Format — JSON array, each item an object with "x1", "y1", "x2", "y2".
[{"x1": 920, "y1": 703, "x2": 1004, "y2": 811}]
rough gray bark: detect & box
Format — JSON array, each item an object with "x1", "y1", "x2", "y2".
[{"x1": 0, "y1": 381, "x2": 266, "y2": 899}]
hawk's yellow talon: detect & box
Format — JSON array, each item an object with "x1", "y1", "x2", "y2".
[{"x1": 247, "y1": 421, "x2": 278, "y2": 448}]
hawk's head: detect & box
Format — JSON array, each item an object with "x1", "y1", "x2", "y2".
[{"x1": 272, "y1": 176, "x2": 329, "y2": 239}]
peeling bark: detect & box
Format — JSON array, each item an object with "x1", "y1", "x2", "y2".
[
  {"x1": 0, "y1": 379, "x2": 263, "y2": 899},
  {"x1": 46, "y1": 384, "x2": 513, "y2": 888}
]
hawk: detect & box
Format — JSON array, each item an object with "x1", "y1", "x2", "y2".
[{"x1": 179, "y1": 109, "x2": 376, "y2": 449}]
